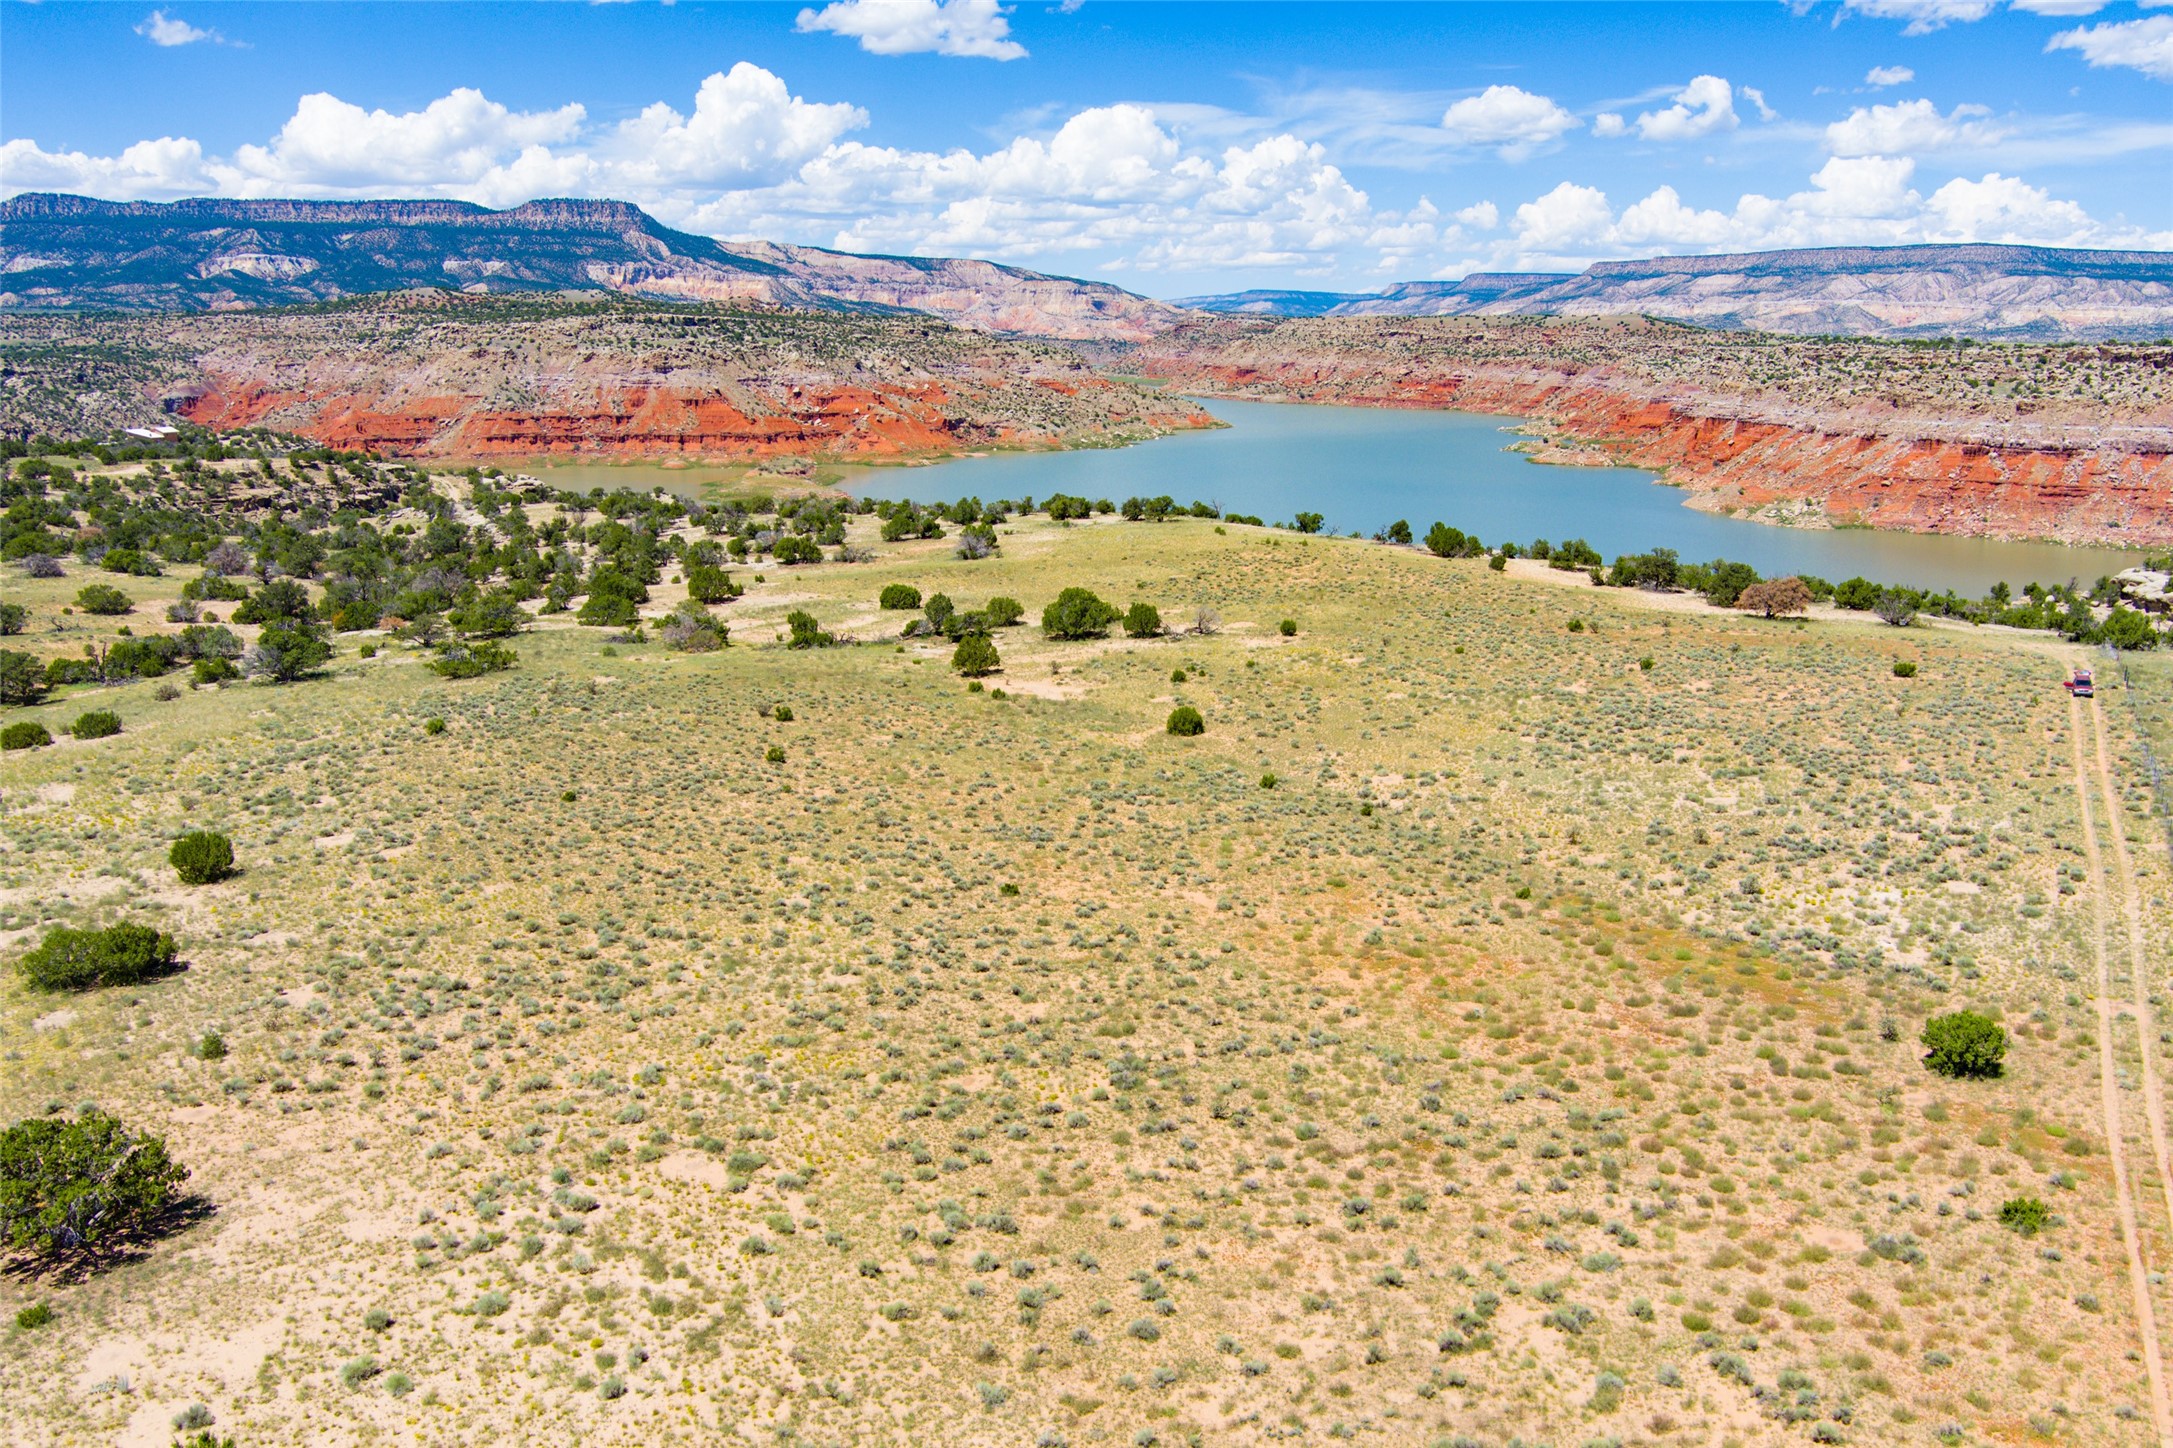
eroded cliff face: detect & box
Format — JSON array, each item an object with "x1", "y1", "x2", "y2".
[
  {"x1": 0, "y1": 294, "x2": 1213, "y2": 461},
  {"x1": 1135, "y1": 316, "x2": 2173, "y2": 548}
]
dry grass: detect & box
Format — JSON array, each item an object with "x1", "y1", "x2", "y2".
[{"x1": 2, "y1": 503, "x2": 2167, "y2": 1447}]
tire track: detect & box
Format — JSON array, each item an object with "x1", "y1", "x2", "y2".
[
  {"x1": 2092, "y1": 689, "x2": 2173, "y2": 1278},
  {"x1": 2070, "y1": 684, "x2": 2173, "y2": 1446}
]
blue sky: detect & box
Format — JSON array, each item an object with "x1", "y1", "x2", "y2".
[{"x1": 3, "y1": 1, "x2": 2169, "y2": 295}]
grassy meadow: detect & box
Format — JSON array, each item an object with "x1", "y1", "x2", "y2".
[{"x1": 2, "y1": 496, "x2": 2168, "y2": 1448}]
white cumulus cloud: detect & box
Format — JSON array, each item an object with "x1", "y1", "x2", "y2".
[
  {"x1": 221, "y1": 89, "x2": 587, "y2": 196},
  {"x1": 0, "y1": 136, "x2": 212, "y2": 199},
  {"x1": 603, "y1": 63, "x2": 867, "y2": 192},
  {"x1": 1842, "y1": 0, "x2": 1998, "y2": 34},
  {"x1": 4, "y1": 61, "x2": 2166, "y2": 286},
  {"x1": 1825, "y1": 99, "x2": 2006, "y2": 155},
  {"x1": 1864, "y1": 64, "x2": 1915, "y2": 86},
  {"x1": 1500, "y1": 151, "x2": 2166, "y2": 267},
  {"x1": 2047, "y1": 15, "x2": 2173, "y2": 80},
  {"x1": 1631, "y1": 75, "x2": 1740, "y2": 142},
  {"x1": 795, "y1": 0, "x2": 1026, "y2": 60},
  {"x1": 2010, "y1": 0, "x2": 2111, "y2": 15},
  {"x1": 1438, "y1": 85, "x2": 1578, "y2": 158},
  {"x1": 135, "y1": 10, "x2": 223, "y2": 46}
]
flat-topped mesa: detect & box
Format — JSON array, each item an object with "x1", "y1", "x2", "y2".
[{"x1": 0, "y1": 192, "x2": 1188, "y2": 341}]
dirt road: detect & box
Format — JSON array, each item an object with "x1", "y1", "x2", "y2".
[{"x1": 2070, "y1": 679, "x2": 2173, "y2": 1446}]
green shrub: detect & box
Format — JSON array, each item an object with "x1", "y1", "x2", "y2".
[
  {"x1": 879, "y1": 583, "x2": 922, "y2": 610},
  {"x1": 984, "y1": 596, "x2": 1024, "y2": 627},
  {"x1": 68, "y1": 710, "x2": 121, "y2": 740},
  {"x1": 170, "y1": 830, "x2": 235, "y2": 885},
  {"x1": 431, "y1": 641, "x2": 518, "y2": 678},
  {"x1": 17, "y1": 923, "x2": 180, "y2": 992},
  {"x1": 1123, "y1": 602, "x2": 1164, "y2": 639},
  {"x1": 1998, "y1": 1197, "x2": 2050, "y2": 1236},
  {"x1": 786, "y1": 610, "x2": 835, "y2": 649},
  {"x1": 1166, "y1": 705, "x2": 1205, "y2": 737},
  {"x1": 75, "y1": 583, "x2": 132, "y2": 616},
  {"x1": 16, "y1": 1301, "x2": 53, "y2": 1328},
  {"x1": 1921, "y1": 1010, "x2": 2006, "y2": 1079},
  {"x1": 1042, "y1": 587, "x2": 1119, "y2": 640},
  {"x1": 576, "y1": 593, "x2": 638, "y2": 628},
  {"x1": 766, "y1": 746, "x2": 786, "y2": 764},
  {"x1": 1259, "y1": 772, "x2": 1280, "y2": 789},
  {"x1": 1893, "y1": 660, "x2": 1917, "y2": 678},
  {"x1": 193, "y1": 656, "x2": 239, "y2": 684},
  {"x1": 0, "y1": 1108, "x2": 189, "y2": 1258},
  {"x1": 771, "y1": 534, "x2": 821, "y2": 565},
  {"x1": 1, "y1": 721, "x2": 52, "y2": 751},
  {"x1": 193, "y1": 1030, "x2": 227, "y2": 1061},
  {"x1": 1278, "y1": 619, "x2": 1298, "y2": 637},
  {"x1": 953, "y1": 634, "x2": 1001, "y2": 678},
  {"x1": 0, "y1": 649, "x2": 44, "y2": 705},
  {"x1": 772, "y1": 704, "x2": 794, "y2": 722},
  {"x1": 424, "y1": 717, "x2": 447, "y2": 736},
  {"x1": 248, "y1": 622, "x2": 332, "y2": 681},
  {"x1": 0, "y1": 603, "x2": 25, "y2": 636},
  {"x1": 448, "y1": 589, "x2": 526, "y2": 638},
  {"x1": 686, "y1": 563, "x2": 741, "y2": 604}
]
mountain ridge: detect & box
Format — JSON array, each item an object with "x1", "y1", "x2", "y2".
[
  {"x1": 0, "y1": 192, "x2": 1188, "y2": 341},
  {"x1": 1183, "y1": 244, "x2": 2173, "y2": 340}
]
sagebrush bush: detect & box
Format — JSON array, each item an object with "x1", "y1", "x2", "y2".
[
  {"x1": 17, "y1": 923, "x2": 180, "y2": 992},
  {"x1": 68, "y1": 710, "x2": 121, "y2": 740},
  {"x1": 170, "y1": 830, "x2": 235, "y2": 885},
  {"x1": 1999, "y1": 1196, "x2": 2050, "y2": 1236}
]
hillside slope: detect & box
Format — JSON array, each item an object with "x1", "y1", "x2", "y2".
[
  {"x1": 0, "y1": 193, "x2": 1190, "y2": 341},
  {"x1": 1134, "y1": 313, "x2": 2173, "y2": 546},
  {"x1": 1183, "y1": 245, "x2": 2173, "y2": 341},
  {"x1": 0, "y1": 292, "x2": 1210, "y2": 459}
]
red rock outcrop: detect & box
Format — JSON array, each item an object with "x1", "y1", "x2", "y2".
[
  {"x1": 1139, "y1": 317, "x2": 2173, "y2": 548},
  {"x1": 4, "y1": 294, "x2": 1213, "y2": 462}
]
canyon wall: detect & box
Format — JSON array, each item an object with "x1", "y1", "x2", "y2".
[
  {"x1": 1134, "y1": 316, "x2": 2173, "y2": 548},
  {"x1": 0, "y1": 294, "x2": 1212, "y2": 461}
]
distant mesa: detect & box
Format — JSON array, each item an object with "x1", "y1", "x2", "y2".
[
  {"x1": 1181, "y1": 245, "x2": 2173, "y2": 342},
  {"x1": 0, "y1": 192, "x2": 1188, "y2": 342},
  {"x1": 5, "y1": 193, "x2": 2170, "y2": 342}
]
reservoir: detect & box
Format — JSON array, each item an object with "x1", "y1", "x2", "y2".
[{"x1": 535, "y1": 398, "x2": 2144, "y2": 596}]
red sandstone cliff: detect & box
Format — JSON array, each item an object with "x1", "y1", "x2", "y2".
[
  {"x1": 1134, "y1": 316, "x2": 2173, "y2": 548},
  {"x1": 1, "y1": 294, "x2": 1212, "y2": 461}
]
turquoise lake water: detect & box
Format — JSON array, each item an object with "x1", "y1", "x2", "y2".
[{"x1": 527, "y1": 397, "x2": 2144, "y2": 596}]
